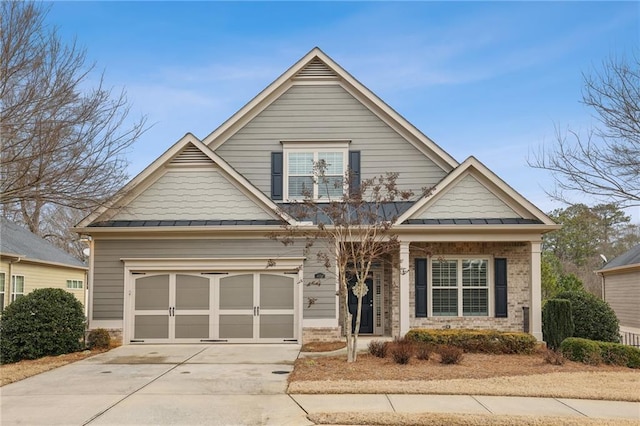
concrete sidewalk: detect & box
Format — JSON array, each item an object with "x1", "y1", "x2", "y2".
[{"x1": 290, "y1": 393, "x2": 640, "y2": 421}]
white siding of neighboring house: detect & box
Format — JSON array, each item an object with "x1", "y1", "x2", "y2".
[
  {"x1": 111, "y1": 168, "x2": 276, "y2": 221},
  {"x1": 417, "y1": 174, "x2": 520, "y2": 219},
  {"x1": 604, "y1": 270, "x2": 640, "y2": 330}
]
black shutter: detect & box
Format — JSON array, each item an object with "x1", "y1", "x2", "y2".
[
  {"x1": 415, "y1": 258, "x2": 427, "y2": 317},
  {"x1": 271, "y1": 152, "x2": 283, "y2": 200},
  {"x1": 348, "y1": 150, "x2": 360, "y2": 196},
  {"x1": 495, "y1": 258, "x2": 508, "y2": 318}
]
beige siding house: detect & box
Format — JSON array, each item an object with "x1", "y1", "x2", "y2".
[
  {"x1": 596, "y1": 244, "x2": 640, "y2": 335},
  {"x1": 75, "y1": 48, "x2": 558, "y2": 345},
  {"x1": 1, "y1": 219, "x2": 87, "y2": 311}
]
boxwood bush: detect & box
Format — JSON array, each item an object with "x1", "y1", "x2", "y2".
[
  {"x1": 0, "y1": 288, "x2": 86, "y2": 364},
  {"x1": 555, "y1": 290, "x2": 620, "y2": 343},
  {"x1": 560, "y1": 337, "x2": 640, "y2": 368},
  {"x1": 405, "y1": 329, "x2": 537, "y2": 354},
  {"x1": 542, "y1": 298, "x2": 574, "y2": 350}
]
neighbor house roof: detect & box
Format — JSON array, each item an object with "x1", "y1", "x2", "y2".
[
  {"x1": 598, "y1": 244, "x2": 640, "y2": 272},
  {"x1": 0, "y1": 218, "x2": 87, "y2": 269}
]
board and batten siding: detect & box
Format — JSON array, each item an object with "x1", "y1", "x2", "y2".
[
  {"x1": 604, "y1": 271, "x2": 640, "y2": 329},
  {"x1": 214, "y1": 84, "x2": 447, "y2": 197},
  {"x1": 111, "y1": 168, "x2": 275, "y2": 221},
  {"x1": 92, "y1": 238, "x2": 336, "y2": 321},
  {"x1": 418, "y1": 174, "x2": 520, "y2": 219}
]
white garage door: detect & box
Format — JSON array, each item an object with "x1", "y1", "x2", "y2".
[{"x1": 129, "y1": 272, "x2": 297, "y2": 343}]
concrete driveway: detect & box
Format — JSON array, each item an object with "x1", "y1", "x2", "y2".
[{"x1": 1, "y1": 344, "x2": 311, "y2": 426}]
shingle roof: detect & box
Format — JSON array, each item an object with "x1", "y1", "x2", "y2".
[
  {"x1": 0, "y1": 219, "x2": 86, "y2": 269},
  {"x1": 403, "y1": 218, "x2": 544, "y2": 225},
  {"x1": 89, "y1": 219, "x2": 285, "y2": 227},
  {"x1": 601, "y1": 244, "x2": 640, "y2": 270}
]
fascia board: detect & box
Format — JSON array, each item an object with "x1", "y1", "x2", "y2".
[
  {"x1": 595, "y1": 264, "x2": 640, "y2": 275},
  {"x1": 76, "y1": 133, "x2": 200, "y2": 228}
]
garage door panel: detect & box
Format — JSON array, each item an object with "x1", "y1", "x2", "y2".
[
  {"x1": 260, "y1": 314, "x2": 294, "y2": 339},
  {"x1": 219, "y1": 274, "x2": 253, "y2": 310},
  {"x1": 175, "y1": 315, "x2": 209, "y2": 339},
  {"x1": 219, "y1": 315, "x2": 254, "y2": 338},
  {"x1": 260, "y1": 274, "x2": 294, "y2": 310},
  {"x1": 135, "y1": 275, "x2": 169, "y2": 310},
  {"x1": 176, "y1": 274, "x2": 210, "y2": 310},
  {"x1": 135, "y1": 315, "x2": 169, "y2": 339}
]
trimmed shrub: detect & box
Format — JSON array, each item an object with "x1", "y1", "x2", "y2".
[
  {"x1": 405, "y1": 329, "x2": 537, "y2": 354},
  {"x1": 87, "y1": 328, "x2": 111, "y2": 349},
  {"x1": 415, "y1": 342, "x2": 433, "y2": 361},
  {"x1": 0, "y1": 288, "x2": 85, "y2": 364},
  {"x1": 560, "y1": 337, "x2": 640, "y2": 368},
  {"x1": 437, "y1": 345, "x2": 464, "y2": 365},
  {"x1": 556, "y1": 291, "x2": 620, "y2": 343},
  {"x1": 542, "y1": 299, "x2": 574, "y2": 350},
  {"x1": 389, "y1": 337, "x2": 413, "y2": 365},
  {"x1": 368, "y1": 340, "x2": 387, "y2": 358}
]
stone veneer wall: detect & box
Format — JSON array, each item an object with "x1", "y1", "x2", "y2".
[
  {"x1": 391, "y1": 242, "x2": 531, "y2": 335},
  {"x1": 302, "y1": 327, "x2": 342, "y2": 343}
]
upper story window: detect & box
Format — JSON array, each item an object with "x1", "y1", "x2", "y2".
[{"x1": 283, "y1": 141, "x2": 349, "y2": 201}]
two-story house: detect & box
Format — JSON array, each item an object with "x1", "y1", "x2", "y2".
[{"x1": 74, "y1": 48, "x2": 558, "y2": 345}]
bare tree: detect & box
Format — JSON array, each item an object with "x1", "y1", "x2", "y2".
[
  {"x1": 529, "y1": 53, "x2": 639, "y2": 206},
  {"x1": 0, "y1": 2, "x2": 146, "y2": 245},
  {"x1": 270, "y1": 162, "x2": 429, "y2": 362}
]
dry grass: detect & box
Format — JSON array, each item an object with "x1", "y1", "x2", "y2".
[
  {"x1": 309, "y1": 412, "x2": 640, "y2": 426},
  {"x1": 301, "y1": 341, "x2": 346, "y2": 352},
  {"x1": 289, "y1": 352, "x2": 640, "y2": 401},
  {"x1": 0, "y1": 347, "x2": 112, "y2": 386}
]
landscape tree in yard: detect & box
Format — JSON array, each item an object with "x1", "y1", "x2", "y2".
[
  {"x1": 529, "y1": 53, "x2": 639, "y2": 207},
  {"x1": 270, "y1": 162, "x2": 428, "y2": 362},
  {"x1": 0, "y1": 2, "x2": 146, "y2": 258},
  {"x1": 542, "y1": 299, "x2": 574, "y2": 350}
]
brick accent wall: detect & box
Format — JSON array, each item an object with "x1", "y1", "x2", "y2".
[
  {"x1": 398, "y1": 242, "x2": 531, "y2": 333},
  {"x1": 302, "y1": 326, "x2": 342, "y2": 343}
]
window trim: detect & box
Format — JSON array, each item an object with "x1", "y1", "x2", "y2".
[
  {"x1": 427, "y1": 256, "x2": 493, "y2": 317},
  {"x1": 67, "y1": 279, "x2": 83, "y2": 290},
  {"x1": 0, "y1": 272, "x2": 5, "y2": 311},
  {"x1": 11, "y1": 275, "x2": 25, "y2": 302},
  {"x1": 282, "y1": 141, "x2": 349, "y2": 201}
]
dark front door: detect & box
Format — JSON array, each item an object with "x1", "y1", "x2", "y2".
[{"x1": 348, "y1": 274, "x2": 374, "y2": 334}]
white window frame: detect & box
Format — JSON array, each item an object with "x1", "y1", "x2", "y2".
[
  {"x1": 282, "y1": 141, "x2": 349, "y2": 201},
  {"x1": 0, "y1": 272, "x2": 5, "y2": 311},
  {"x1": 67, "y1": 279, "x2": 83, "y2": 289},
  {"x1": 428, "y1": 256, "x2": 493, "y2": 317},
  {"x1": 11, "y1": 275, "x2": 25, "y2": 302}
]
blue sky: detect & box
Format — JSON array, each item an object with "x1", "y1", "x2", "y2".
[{"x1": 45, "y1": 1, "x2": 639, "y2": 221}]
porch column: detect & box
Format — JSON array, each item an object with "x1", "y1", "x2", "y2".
[
  {"x1": 399, "y1": 241, "x2": 410, "y2": 336},
  {"x1": 530, "y1": 241, "x2": 543, "y2": 340}
]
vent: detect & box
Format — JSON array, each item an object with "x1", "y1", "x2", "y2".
[
  {"x1": 295, "y1": 57, "x2": 337, "y2": 78},
  {"x1": 170, "y1": 144, "x2": 214, "y2": 165}
]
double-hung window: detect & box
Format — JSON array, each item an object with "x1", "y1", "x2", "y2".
[
  {"x1": 67, "y1": 279, "x2": 83, "y2": 289},
  {"x1": 431, "y1": 258, "x2": 490, "y2": 317},
  {"x1": 283, "y1": 142, "x2": 348, "y2": 201},
  {"x1": 0, "y1": 273, "x2": 5, "y2": 311},
  {"x1": 11, "y1": 275, "x2": 24, "y2": 302}
]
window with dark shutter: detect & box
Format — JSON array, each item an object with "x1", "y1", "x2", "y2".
[
  {"x1": 271, "y1": 152, "x2": 283, "y2": 200},
  {"x1": 495, "y1": 258, "x2": 508, "y2": 318},
  {"x1": 415, "y1": 258, "x2": 427, "y2": 317},
  {"x1": 348, "y1": 150, "x2": 360, "y2": 196}
]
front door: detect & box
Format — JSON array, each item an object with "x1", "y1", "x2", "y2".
[{"x1": 348, "y1": 274, "x2": 374, "y2": 334}]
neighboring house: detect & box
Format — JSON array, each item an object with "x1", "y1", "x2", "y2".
[
  {"x1": 74, "y1": 48, "x2": 558, "y2": 345},
  {"x1": 0, "y1": 219, "x2": 88, "y2": 311},
  {"x1": 596, "y1": 244, "x2": 640, "y2": 335}
]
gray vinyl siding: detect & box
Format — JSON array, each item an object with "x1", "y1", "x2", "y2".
[
  {"x1": 418, "y1": 174, "x2": 520, "y2": 219},
  {"x1": 215, "y1": 84, "x2": 447, "y2": 197},
  {"x1": 112, "y1": 169, "x2": 274, "y2": 221},
  {"x1": 604, "y1": 271, "x2": 640, "y2": 329},
  {"x1": 92, "y1": 238, "x2": 336, "y2": 321}
]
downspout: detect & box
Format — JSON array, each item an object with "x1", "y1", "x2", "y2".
[{"x1": 7, "y1": 256, "x2": 22, "y2": 304}]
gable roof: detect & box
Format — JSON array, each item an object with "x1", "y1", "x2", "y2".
[
  {"x1": 396, "y1": 156, "x2": 557, "y2": 227},
  {"x1": 598, "y1": 244, "x2": 640, "y2": 272},
  {"x1": 203, "y1": 47, "x2": 459, "y2": 172},
  {"x1": 1, "y1": 218, "x2": 86, "y2": 269},
  {"x1": 76, "y1": 134, "x2": 297, "y2": 228}
]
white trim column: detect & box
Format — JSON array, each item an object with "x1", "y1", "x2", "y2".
[
  {"x1": 399, "y1": 241, "x2": 410, "y2": 336},
  {"x1": 530, "y1": 241, "x2": 543, "y2": 341}
]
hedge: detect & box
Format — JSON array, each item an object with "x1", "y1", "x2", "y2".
[
  {"x1": 405, "y1": 329, "x2": 537, "y2": 354},
  {"x1": 542, "y1": 298, "x2": 574, "y2": 350},
  {"x1": 555, "y1": 290, "x2": 620, "y2": 343},
  {"x1": 560, "y1": 337, "x2": 640, "y2": 368}
]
